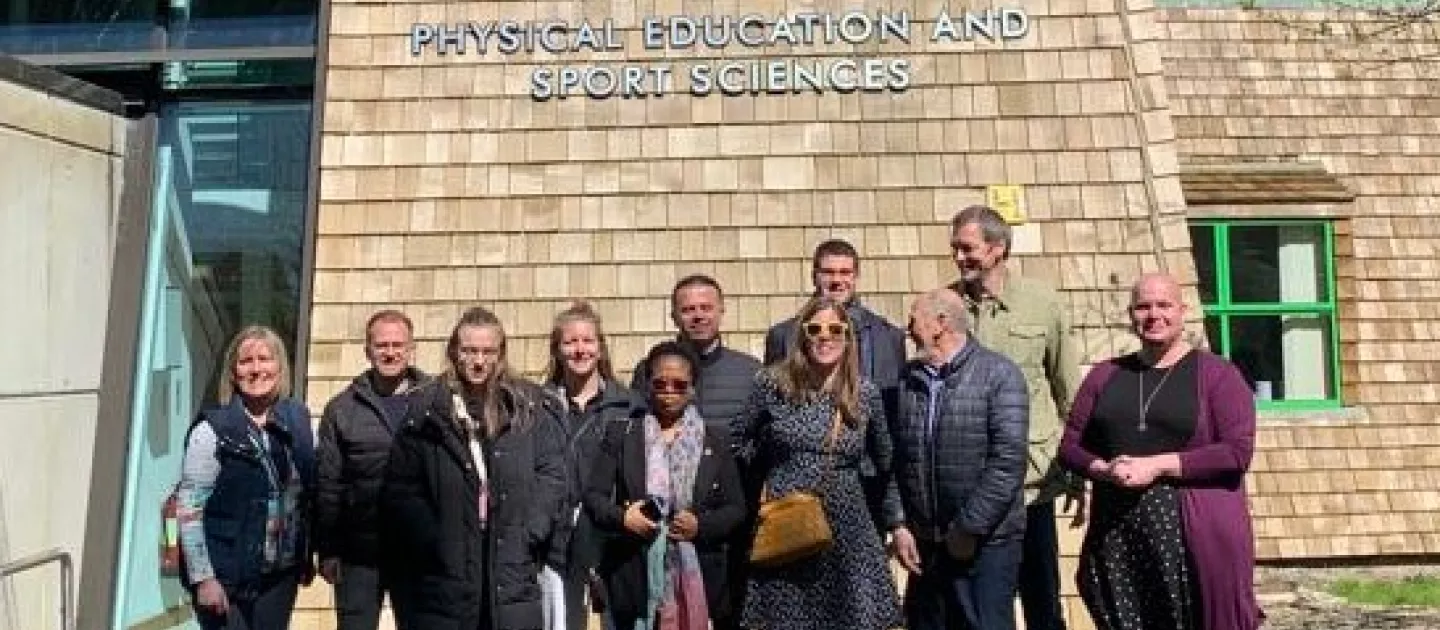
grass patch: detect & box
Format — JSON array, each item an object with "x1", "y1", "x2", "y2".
[{"x1": 1328, "y1": 575, "x2": 1440, "y2": 608}]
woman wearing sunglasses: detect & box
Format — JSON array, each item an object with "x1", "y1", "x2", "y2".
[
  {"x1": 584, "y1": 341, "x2": 747, "y2": 630},
  {"x1": 735, "y1": 297, "x2": 904, "y2": 630}
]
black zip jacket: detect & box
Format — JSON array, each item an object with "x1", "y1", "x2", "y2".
[
  {"x1": 543, "y1": 381, "x2": 645, "y2": 570},
  {"x1": 314, "y1": 367, "x2": 430, "y2": 565}
]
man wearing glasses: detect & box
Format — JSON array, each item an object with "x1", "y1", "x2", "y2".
[
  {"x1": 315, "y1": 310, "x2": 430, "y2": 630},
  {"x1": 764, "y1": 239, "x2": 907, "y2": 414},
  {"x1": 764, "y1": 240, "x2": 908, "y2": 534}
]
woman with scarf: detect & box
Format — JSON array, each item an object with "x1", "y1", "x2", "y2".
[
  {"x1": 380, "y1": 306, "x2": 569, "y2": 630},
  {"x1": 584, "y1": 341, "x2": 746, "y2": 630}
]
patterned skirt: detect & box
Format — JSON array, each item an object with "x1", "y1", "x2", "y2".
[{"x1": 1078, "y1": 483, "x2": 1200, "y2": 630}]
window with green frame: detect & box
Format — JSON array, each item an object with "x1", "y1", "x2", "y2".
[{"x1": 1188, "y1": 220, "x2": 1342, "y2": 410}]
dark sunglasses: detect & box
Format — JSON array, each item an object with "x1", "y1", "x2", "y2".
[
  {"x1": 803, "y1": 321, "x2": 850, "y2": 339},
  {"x1": 650, "y1": 378, "x2": 691, "y2": 394}
]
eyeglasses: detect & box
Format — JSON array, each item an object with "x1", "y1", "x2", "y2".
[
  {"x1": 650, "y1": 378, "x2": 691, "y2": 394},
  {"x1": 457, "y1": 347, "x2": 500, "y2": 360},
  {"x1": 803, "y1": 322, "x2": 850, "y2": 339}
]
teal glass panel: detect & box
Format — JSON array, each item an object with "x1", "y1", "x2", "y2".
[
  {"x1": 166, "y1": 101, "x2": 312, "y2": 355},
  {"x1": 113, "y1": 100, "x2": 312, "y2": 630},
  {"x1": 162, "y1": 59, "x2": 316, "y2": 91},
  {"x1": 0, "y1": 0, "x2": 156, "y2": 54},
  {"x1": 167, "y1": 0, "x2": 318, "y2": 48}
]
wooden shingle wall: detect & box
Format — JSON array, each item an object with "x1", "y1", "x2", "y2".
[
  {"x1": 306, "y1": 0, "x2": 1197, "y2": 398},
  {"x1": 1159, "y1": 8, "x2": 1440, "y2": 560},
  {"x1": 296, "y1": 0, "x2": 1204, "y2": 627}
]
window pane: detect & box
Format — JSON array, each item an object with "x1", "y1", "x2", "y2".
[
  {"x1": 160, "y1": 100, "x2": 313, "y2": 359},
  {"x1": 1189, "y1": 224, "x2": 1218, "y2": 304},
  {"x1": 1203, "y1": 314, "x2": 1224, "y2": 354},
  {"x1": 1229, "y1": 223, "x2": 1330, "y2": 304},
  {"x1": 1228, "y1": 313, "x2": 1335, "y2": 402},
  {"x1": 169, "y1": 0, "x2": 318, "y2": 48},
  {"x1": 0, "y1": 0, "x2": 157, "y2": 54},
  {"x1": 162, "y1": 59, "x2": 316, "y2": 90}
]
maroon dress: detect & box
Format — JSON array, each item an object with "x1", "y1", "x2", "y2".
[{"x1": 1059, "y1": 350, "x2": 1265, "y2": 630}]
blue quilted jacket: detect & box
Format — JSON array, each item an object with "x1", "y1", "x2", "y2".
[{"x1": 891, "y1": 339, "x2": 1031, "y2": 544}]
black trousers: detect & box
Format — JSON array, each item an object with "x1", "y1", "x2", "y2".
[
  {"x1": 1018, "y1": 501, "x2": 1068, "y2": 630},
  {"x1": 195, "y1": 569, "x2": 300, "y2": 630},
  {"x1": 335, "y1": 561, "x2": 388, "y2": 630},
  {"x1": 562, "y1": 561, "x2": 593, "y2": 630}
]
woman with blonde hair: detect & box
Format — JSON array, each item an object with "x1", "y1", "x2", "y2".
[
  {"x1": 381, "y1": 306, "x2": 569, "y2": 630},
  {"x1": 543, "y1": 301, "x2": 643, "y2": 630},
  {"x1": 733, "y1": 297, "x2": 903, "y2": 630},
  {"x1": 177, "y1": 325, "x2": 316, "y2": 629}
]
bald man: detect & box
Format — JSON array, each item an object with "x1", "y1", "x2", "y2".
[{"x1": 889, "y1": 289, "x2": 1031, "y2": 630}]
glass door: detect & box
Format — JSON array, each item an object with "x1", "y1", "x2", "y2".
[{"x1": 112, "y1": 100, "x2": 312, "y2": 630}]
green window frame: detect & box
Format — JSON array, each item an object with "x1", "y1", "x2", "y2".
[{"x1": 1188, "y1": 219, "x2": 1342, "y2": 411}]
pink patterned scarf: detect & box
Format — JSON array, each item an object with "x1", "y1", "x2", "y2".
[{"x1": 639, "y1": 406, "x2": 710, "y2": 630}]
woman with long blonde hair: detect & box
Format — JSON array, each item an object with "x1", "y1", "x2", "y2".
[
  {"x1": 380, "y1": 306, "x2": 569, "y2": 630},
  {"x1": 543, "y1": 301, "x2": 643, "y2": 630},
  {"x1": 176, "y1": 325, "x2": 316, "y2": 629},
  {"x1": 733, "y1": 297, "x2": 903, "y2": 630}
]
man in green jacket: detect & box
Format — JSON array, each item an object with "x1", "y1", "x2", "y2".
[{"x1": 948, "y1": 205, "x2": 1085, "y2": 630}]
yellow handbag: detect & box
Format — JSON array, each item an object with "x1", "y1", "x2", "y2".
[{"x1": 749, "y1": 411, "x2": 843, "y2": 569}]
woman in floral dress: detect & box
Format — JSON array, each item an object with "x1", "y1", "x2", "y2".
[{"x1": 732, "y1": 297, "x2": 904, "y2": 630}]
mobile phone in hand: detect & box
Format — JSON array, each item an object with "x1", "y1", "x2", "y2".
[{"x1": 640, "y1": 497, "x2": 665, "y2": 522}]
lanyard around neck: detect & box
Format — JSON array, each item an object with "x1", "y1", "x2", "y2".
[{"x1": 245, "y1": 424, "x2": 283, "y2": 491}]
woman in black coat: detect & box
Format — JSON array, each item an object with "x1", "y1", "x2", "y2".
[
  {"x1": 542, "y1": 301, "x2": 645, "y2": 630},
  {"x1": 584, "y1": 342, "x2": 746, "y2": 630},
  {"x1": 380, "y1": 306, "x2": 568, "y2": 630}
]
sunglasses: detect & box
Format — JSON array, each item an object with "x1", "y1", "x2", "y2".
[
  {"x1": 650, "y1": 378, "x2": 691, "y2": 394},
  {"x1": 803, "y1": 321, "x2": 850, "y2": 339}
]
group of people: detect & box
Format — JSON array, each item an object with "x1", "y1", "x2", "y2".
[{"x1": 173, "y1": 205, "x2": 1265, "y2": 630}]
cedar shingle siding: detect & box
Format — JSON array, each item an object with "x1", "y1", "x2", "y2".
[{"x1": 296, "y1": 3, "x2": 1440, "y2": 628}]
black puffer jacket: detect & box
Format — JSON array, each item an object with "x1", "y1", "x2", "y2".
[
  {"x1": 314, "y1": 367, "x2": 429, "y2": 565},
  {"x1": 380, "y1": 380, "x2": 568, "y2": 630},
  {"x1": 543, "y1": 381, "x2": 644, "y2": 570}
]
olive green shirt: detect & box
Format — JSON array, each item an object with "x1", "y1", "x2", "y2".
[{"x1": 955, "y1": 275, "x2": 1082, "y2": 505}]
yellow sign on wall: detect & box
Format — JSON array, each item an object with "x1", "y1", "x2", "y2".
[{"x1": 986, "y1": 184, "x2": 1026, "y2": 225}]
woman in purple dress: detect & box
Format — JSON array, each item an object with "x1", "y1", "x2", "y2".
[{"x1": 1059, "y1": 273, "x2": 1264, "y2": 630}]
